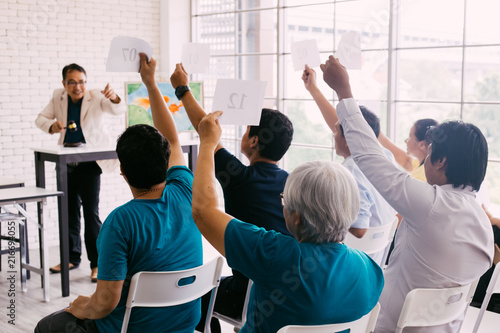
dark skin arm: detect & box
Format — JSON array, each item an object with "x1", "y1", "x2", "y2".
[{"x1": 170, "y1": 63, "x2": 224, "y2": 152}]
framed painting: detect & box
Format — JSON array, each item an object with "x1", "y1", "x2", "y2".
[{"x1": 125, "y1": 81, "x2": 203, "y2": 131}]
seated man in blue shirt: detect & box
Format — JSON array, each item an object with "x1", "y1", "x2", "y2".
[
  {"x1": 34, "y1": 55, "x2": 203, "y2": 333},
  {"x1": 169, "y1": 64, "x2": 294, "y2": 331}
]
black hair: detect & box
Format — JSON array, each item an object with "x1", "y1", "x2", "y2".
[
  {"x1": 426, "y1": 121, "x2": 488, "y2": 191},
  {"x1": 248, "y1": 109, "x2": 293, "y2": 161},
  {"x1": 339, "y1": 105, "x2": 380, "y2": 138},
  {"x1": 414, "y1": 118, "x2": 438, "y2": 142},
  {"x1": 116, "y1": 125, "x2": 171, "y2": 189},
  {"x1": 62, "y1": 63, "x2": 86, "y2": 80}
]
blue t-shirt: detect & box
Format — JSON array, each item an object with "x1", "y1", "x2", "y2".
[
  {"x1": 94, "y1": 166, "x2": 203, "y2": 333},
  {"x1": 225, "y1": 219, "x2": 384, "y2": 333}
]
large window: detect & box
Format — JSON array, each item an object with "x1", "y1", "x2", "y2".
[{"x1": 191, "y1": 0, "x2": 500, "y2": 206}]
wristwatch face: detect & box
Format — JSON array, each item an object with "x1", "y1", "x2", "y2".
[{"x1": 175, "y1": 86, "x2": 190, "y2": 100}]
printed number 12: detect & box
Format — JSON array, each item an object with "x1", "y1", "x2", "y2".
[{"x1": 228, "y1": 93, "x2": 247, "y2": 110}]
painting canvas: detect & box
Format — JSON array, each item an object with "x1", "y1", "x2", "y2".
[{"x1": 125, "y1": 81, "x2": 203, "y2": 131}]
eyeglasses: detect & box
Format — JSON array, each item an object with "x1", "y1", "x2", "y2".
[
  {"x1": 280, "y1": 192, "x2": 285, "y2": 206},
  {"x1": 64, "y1": 80, "x2": 87, "y2": 87}
]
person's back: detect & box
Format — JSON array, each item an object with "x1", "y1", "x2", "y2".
[
  {"x1": 94, "y1": 165, "x2": 202, "y2": 332},
  {"x1": 321, "y1": 56, "x2": 494, "y2": 333},
  {"x1": 378, "y1": 182, "x2": 492, "y2": 332},
  {"x1": 171, "y1": 64, "x2": 296, "y2": 330},
  {"x1": 224, "y1": 220, "x2": 384, "y2": 332},
  {"x1": 215, "y1": 149, "x2": 290, "y2": 235}
]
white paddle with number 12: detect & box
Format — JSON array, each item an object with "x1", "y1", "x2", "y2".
[{"x1": 212, "y1": 79, "x2": 267, "y2": 126}]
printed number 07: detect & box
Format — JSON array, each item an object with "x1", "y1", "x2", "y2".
[
  {"x1": 228, "y1": 93, "x2": 247, "y2": 110},
  {"x1": 122, "y1": 48, "x2": 138, "y2": 62}
]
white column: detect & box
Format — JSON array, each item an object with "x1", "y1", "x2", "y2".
[{"x1": 159, "y1": 0, "x2": 191, "y2": 78}]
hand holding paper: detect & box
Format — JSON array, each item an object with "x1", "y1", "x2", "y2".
[
  {"x1": 181, "y1": 43, "x2": 211, "y2": 74},
  {"x1": 302, "y1": 65, "x2": 318, "y2": 92},
  {"x1": 291, "y1": 39, "x2": 321, "y2": 71},
  {"x1": 106, "y1": 36, "x2": 153, "y2": 72},
  {"x1": 336, "y1": 32, "x2": 361, "y2": 70},
  {"x1": 212, "y1": 79, "x2": 267, "y2": 125}
]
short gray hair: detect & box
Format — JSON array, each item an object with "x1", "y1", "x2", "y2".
[{"x1": 283, "y1": 160, "x2": 359, "y2": 244}]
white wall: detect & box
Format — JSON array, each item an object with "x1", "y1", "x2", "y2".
[{"x1": 0, "y1": 0, "x2": 177, "y2": 248}]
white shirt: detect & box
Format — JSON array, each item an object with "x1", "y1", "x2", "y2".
[
  {"x1": 337, "y1": 98, "x2": 493, "y2": 333},
  {"x1": 343, "y1": 151, "x2": 397, "y2": 265}
]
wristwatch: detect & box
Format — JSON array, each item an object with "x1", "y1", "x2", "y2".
[{"x1": 175, "y1": 85, "x2": 190, "y2": 100}]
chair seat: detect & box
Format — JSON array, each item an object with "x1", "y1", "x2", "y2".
[{"x1": 460, "y1": 306, "x2": 500, "y2": 332}]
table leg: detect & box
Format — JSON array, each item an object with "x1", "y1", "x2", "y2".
[
  {"x1": 56, "y1": 159, "x2": 70, "y2": 297},
  {"x1": 38, "y1": 201, "x2": 50, "y2": 302},
  {"x1": 34, "y1": 153, "x2": 45, "y2": 289}
]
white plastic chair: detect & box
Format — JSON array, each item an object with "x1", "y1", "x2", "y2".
[
  {"x1": 395, "y1": 281, "x2": 478, "y2": 333},
  {"x1": 472, "y1": 245, "x2": 500, "y2": 333},
  {"x1": 344, "y1": 216, "x2": 398, "y2": 267},
  {"x1": 121, "y1": 256, "x2": 224, "y2": 333},
  {"x1": 276, "y1": 303, "x2": 380, "y2": 333},
  {"x1": 212, "y1": 279, "x2": 253, "y2": 331}
]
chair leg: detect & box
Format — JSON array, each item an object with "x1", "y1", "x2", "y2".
[{"x1": 19, "y1": 221, "x2": 27, "y2": 292}]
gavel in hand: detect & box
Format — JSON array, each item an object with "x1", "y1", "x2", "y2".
[{"x1": 65, "y1": 120, "x2": 77, "y2": 132}]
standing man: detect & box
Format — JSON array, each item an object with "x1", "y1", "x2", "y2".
[{"x1": 35, "y1": 63, "x2": 125, "y2": 282}]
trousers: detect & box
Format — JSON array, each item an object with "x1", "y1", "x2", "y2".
[
  {"x1": 35, "y1": 309, "x2": 99, "y2": 333},
  {"x1": 67, "y1": 162, "x2": 102, "y2": 268}
]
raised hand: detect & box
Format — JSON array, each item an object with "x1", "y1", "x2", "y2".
[
  {"x1": 101, "y1": 83, "x2": 119, "y2": 103},
  {"x1": 320, "y1": 55, "x2": 353, "y2": 101},
  {"x1": 198, "y1": 111, "x2": 223, "y2": 150},
  {"x1": 170, "y1": 63, "x2": 189, "y2": 89},
  {"x1": 302, "y1": 64, "x2": 318, "y2": 92},
  {"x1": 139, "y1": 53, "x2": 157, "y2": 88}
]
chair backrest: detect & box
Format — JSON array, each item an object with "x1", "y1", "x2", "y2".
[
  {"x1": 276, "y1": 303, "x2": 380, "y2": 333},
  {"x1": 395, "y1": 281, "x2": 478, "y2": 333},
  {"x1": 121, "y1": 256, "x2": 224, "y2": 333},
  {"x1": 472, "y1": 244, "x2": 500, "y2": 333},
  {"x1": 344, "y1": 216, "x2": 398, "y2": 256},
  {"x1": 212, "y1": 279, "x2": 254, "y2": 328}
]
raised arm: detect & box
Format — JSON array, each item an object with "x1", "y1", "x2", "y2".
[
  {"x1": 302, "y1": 64, "x2": 338, "y2": 132},
  {"x1": 192, "y1": 111, "x2": 233, "y2": 256},
  {"x1": 170, "y1": 64, "x2": 224, "y2": 152},
  {"x1": 139, "y1": 54, "x2": 185, "y2": 168},
  {"x1": 378, "y1": 131, "x2": 413, "y2": 172},
  {"x1": 321, "y1": 56, "x2": 433, "y2": 219}
]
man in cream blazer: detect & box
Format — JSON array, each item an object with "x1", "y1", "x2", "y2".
[{"x1": 36, "y1": 63, "x2": 124, "y2": 282}]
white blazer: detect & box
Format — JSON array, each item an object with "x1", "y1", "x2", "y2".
[{"x1": 35, "y1": 88, "x2": 125, "y2": 172}]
